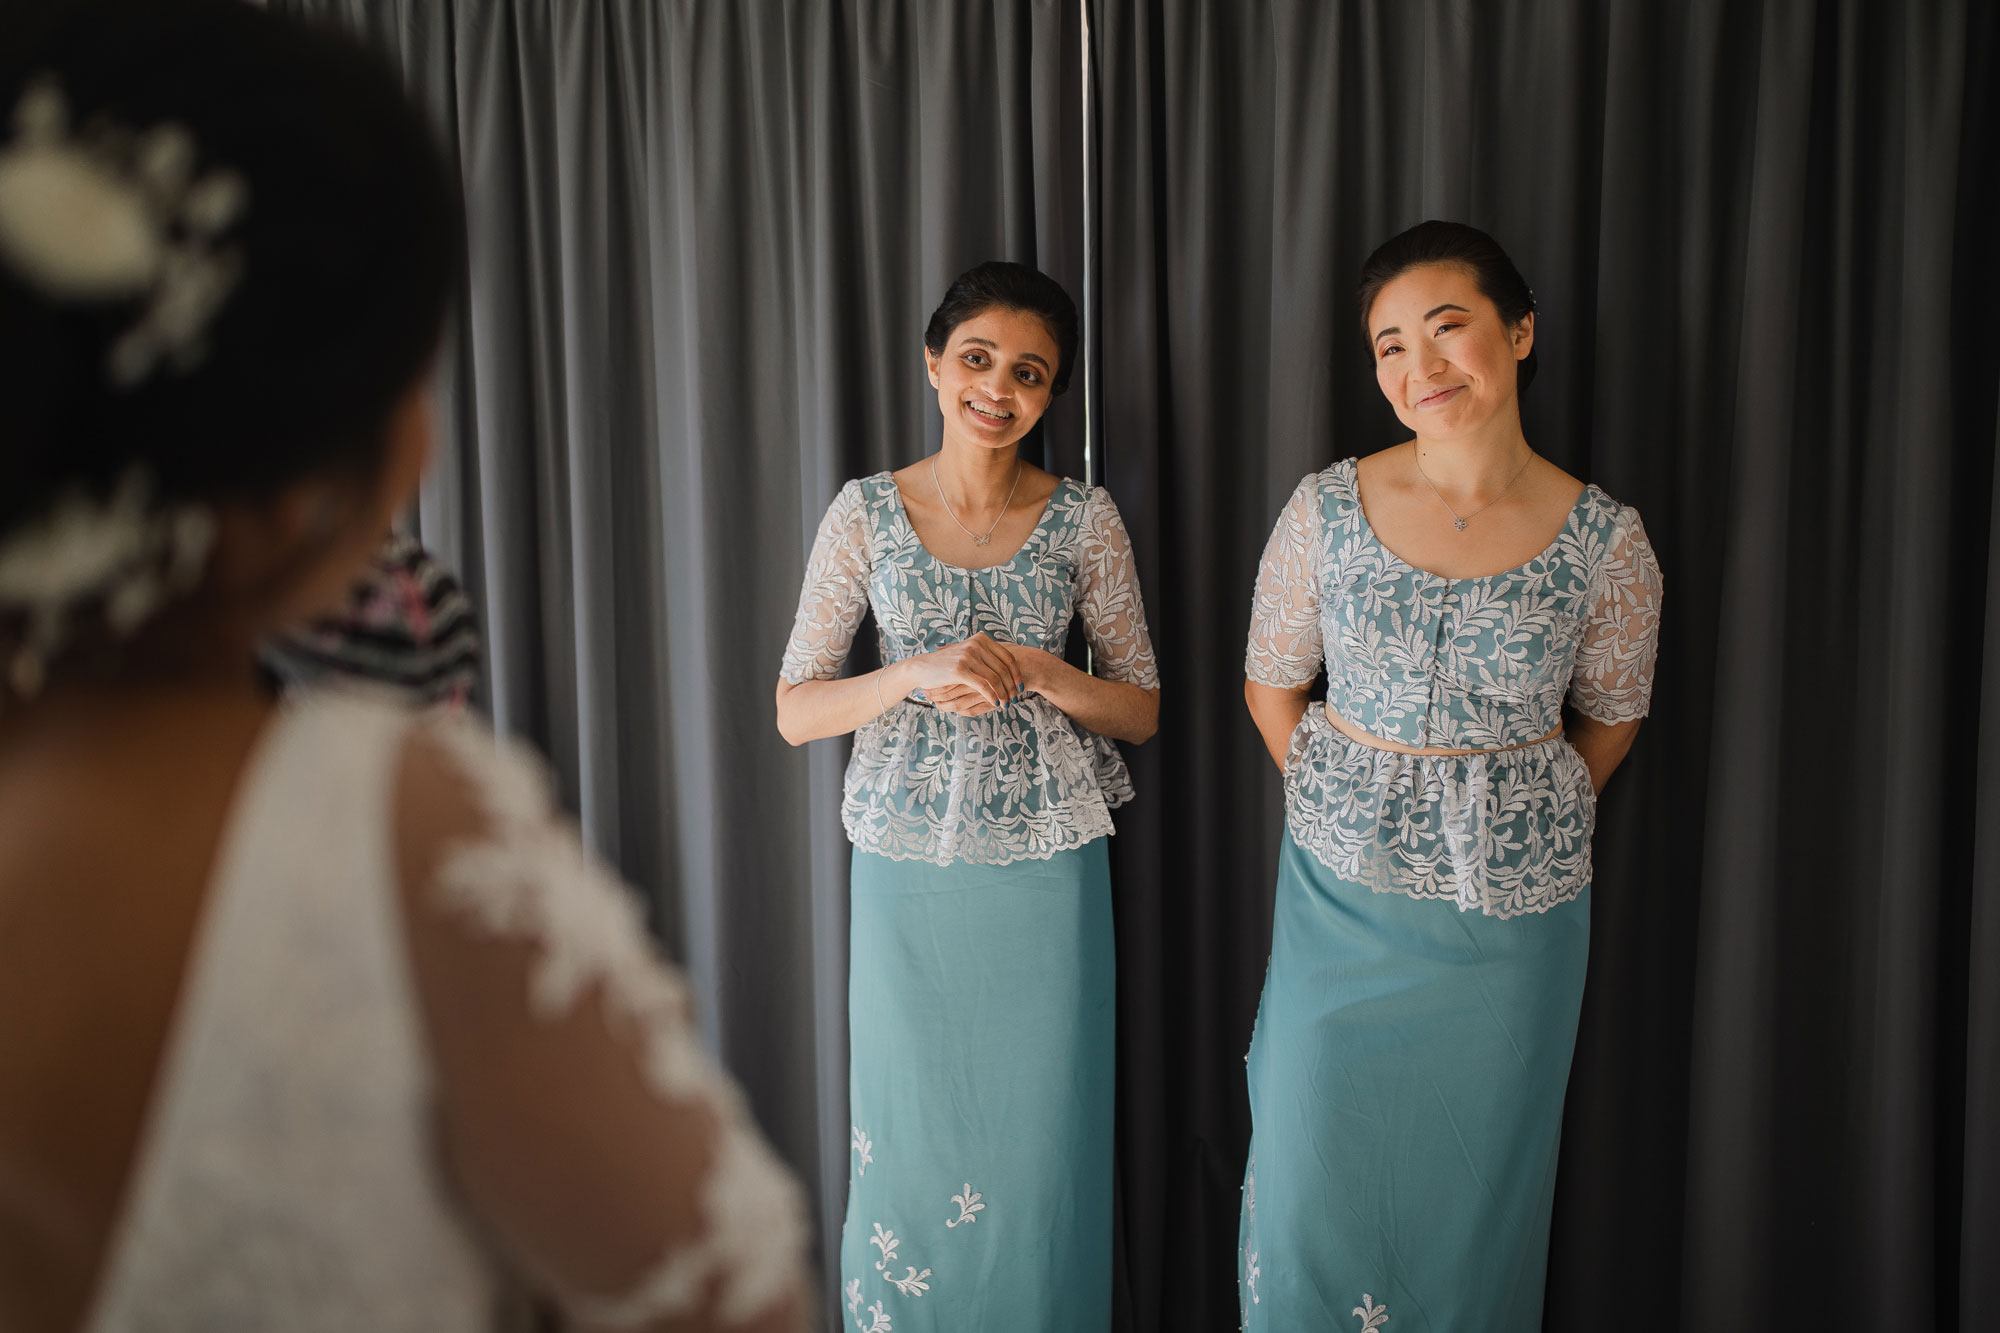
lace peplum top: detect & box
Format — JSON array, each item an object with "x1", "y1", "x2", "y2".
[
  {"x1": 1245, "y1": 459, "x2": 1663, "y2": 917},
  {"x1": 780, "y1": 473, "x2": 1160, "y2": 866}
]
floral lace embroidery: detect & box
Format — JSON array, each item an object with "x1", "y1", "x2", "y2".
[
  {"x1": 852, "y1": 1125, "x2": 874, "y2": 1178},
  {"x1": 1242, "y1": 1152, "x2": 1259, "y2": 1311},
  {"x1": 1281, "y1": 710, "x2": 1599, "y2": 917},
  {"x1": 426, "y1": 720, "x2": 808, "y2": 1327},
  {"x1": 858, "y1": 1300, "x2": 893, "y2": 1333},
  {"x1": 870, "y1": 1222, "x2": 900, "y2": 1272},
  {"x1": 780, "y1": 475, "x2": 1159, "y2": 866},
  {"x1": 887, "y1": 1266, "x2": 933, "y2": 1297},
  {"x1": 1247, "y1": 462, "x2": 1662, "y2": 915},
  {"x1": 947, "y1": 1183, "x2": 985, "y2": 1228},
  {"x1": 1353, "y1": 1294, "x2": 1390, "y2": 1329}
]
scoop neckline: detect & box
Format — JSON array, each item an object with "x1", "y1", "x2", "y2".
[
  {"x1": 880, "y1": 470, "x2": 1071, "y2": 573},
  {"x1": 1339, "y1": 457, "x2": 1594, "y2": 584}
]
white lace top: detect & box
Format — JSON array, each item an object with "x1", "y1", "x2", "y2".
[
  {"x1": 780, "y1": 473, "x2": 1160, "y2": 865},
  {"x1": 1246, "y1": 460, "x2": 1663, "y2": 916},
  {"x1": 87, "y1": 690, "x2": 807, "y2": 1331}
]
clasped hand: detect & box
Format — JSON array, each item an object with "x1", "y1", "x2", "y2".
[{"x1": 901, "y1": 632, "x2": 1053, "y2": 718}]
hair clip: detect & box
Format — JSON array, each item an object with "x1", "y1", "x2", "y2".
[
  {"x1": 0, "y1": 466, "x2": 215, "y2": 698},
  {"x1": 0, "y1": 75, "x2": 248, "y2": 389}
]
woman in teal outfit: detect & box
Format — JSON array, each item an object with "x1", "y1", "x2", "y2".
[
  {"x1": 776, "y1": 262, "x2": 1160, "y2": 1332},
  {"x1": 1240, "y1": 222, "x2": 1664, "y2": 1332}
]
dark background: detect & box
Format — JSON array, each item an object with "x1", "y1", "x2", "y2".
[{"x1": 274, "y1": 1, "x2": 2000, "y2": 1328}]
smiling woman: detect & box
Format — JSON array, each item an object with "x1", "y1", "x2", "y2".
[
  {"x1": 775, "y1": 261, "x2": 1159, "y2": 1331},
  {"x1": 1237, "y1": 221, "x2": 1663, "y2": 1332}
]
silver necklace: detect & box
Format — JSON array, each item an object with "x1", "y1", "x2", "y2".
[
  {"x1": 931, "y1": 454, "x2": 1022, "y2": 547},
  {"x1": 1413, "y1": 448, "x2": 1535, "y2": 532}
]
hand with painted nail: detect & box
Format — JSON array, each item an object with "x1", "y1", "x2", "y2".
[{"x1": 900, "y1": 631, "x2": 1022, "y2": 715}]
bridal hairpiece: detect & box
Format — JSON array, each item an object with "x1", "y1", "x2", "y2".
[
  {"x1": 0, "y1": 74, "x2": 248, "y2": 387},
  {"x1": 0, "y1": 467, "x2": 216, "y2": 698},
  {"x1": 0, "y1": 76, "x2": 241, "y2": 696}
]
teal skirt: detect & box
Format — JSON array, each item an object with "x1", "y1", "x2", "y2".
[
  {"x1": 1239, "y1": 833, "x2": 1591, "y2": 1332},
  {"x1": 840, "y1": 841, "x2": 1113, "y2": 1332}
]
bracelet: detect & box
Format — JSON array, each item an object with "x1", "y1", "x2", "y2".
[{"x1": 874, "y1": 667, "x2": 889, "y2": 717}]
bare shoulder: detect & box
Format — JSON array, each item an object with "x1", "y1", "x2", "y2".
[
  {"x1": 1532, "y1": 454, "x2": 1586, "y2": 499},
  {"x1": 1355, "y1": 441, "x2": 1418, "y2": 499},
  {"x1": 1355, "y1": 441, "x2": 1412, "y2": 479},
  {"x1": 1524, "y1": 456, "x2": 1588, "y2": 521},
  {"x1": 1020, "y1": 462, "x2": 1062, "y2": 506}
]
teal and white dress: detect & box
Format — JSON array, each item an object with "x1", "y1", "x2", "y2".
[
  {"x1": 1239, "y1": 459, "x2": 1663, "y2": 1332},
  {"x1": 781, "y1": 473, "x2": 1159, "y2": 1332}
]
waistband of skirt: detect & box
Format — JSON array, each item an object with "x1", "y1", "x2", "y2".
[{"x1": 1318, "y1": 704, "x2": 1564, "y2": 757}]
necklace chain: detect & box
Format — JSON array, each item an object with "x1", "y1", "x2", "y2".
[
  {"x1": 1413, "y1": 448, "x2": 1535, "y2": 532},
  {"x1": 932, "y1": 454, "x2": 1022, "y2": 547}
]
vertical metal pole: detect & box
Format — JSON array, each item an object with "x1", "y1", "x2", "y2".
[
  {"x1": 1080, "y1": 0, "x2": 1095, "y2": 490},
  {"x1": 1079, "y1": 0, "x2": 1097, "y2": 678}
]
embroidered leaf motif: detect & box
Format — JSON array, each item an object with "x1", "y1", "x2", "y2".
[
  {"x1": 778, "y1": 477, "x2": 1160, "y2": 867},
  {"x1": 888, "y1": 1266, "x2": 932, "y2": 1297},
  {"x1": 844, "y1": 1278, "x2": 862, "y2": 1317},
  {"x1": 947, "y1": 1183, "x2": 986, "y2": 1228},
  {"x1": 851, "y1": 1126, "x2": 874, "y2": 1178},
  {"x1": 1245, "y1": 1249, "x2": 1260, "y2": 1305},
  {"x1": 1248, "y1": 463, "x2": 1662, "y2": 917},
  {"x1": 1352, "y1": 1293, "x2": 1389, "y2": 1329},
  {"x1": 870, "y1": 1223, "x2": 899, "y2": 1271},
  {"x1": 857, "y1": 1298, "x2": 892, "y2": 1332}
]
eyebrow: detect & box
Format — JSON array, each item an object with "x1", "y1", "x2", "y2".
[
  {"x1": 957, "y1": 335, "x2": 1051, "y2": 370},
  {"x1": 1373, "y1": 304, "x2": 1473, "y2": 342}
]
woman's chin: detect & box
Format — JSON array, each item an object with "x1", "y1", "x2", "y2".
[{"x1": 947, "y1": 417, "x2": 1029, "y2": 452}]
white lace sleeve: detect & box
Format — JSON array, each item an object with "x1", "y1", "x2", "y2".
[
  {"x1": 1075, "y1": 487, "x2": 1160, "y2": 688},
  {"x1": 1245, "y1": 474, "x2": 1324, "y2": 688},
  {"x1": 779, "y1": 481, "x2": 871, "y2": 684},
  {"x1": 1568, "y1": 506, "x2": 1663, "y2": 724},
  {"x1": 395, "y1": 717, "x2": 808, "y2": 1330}
]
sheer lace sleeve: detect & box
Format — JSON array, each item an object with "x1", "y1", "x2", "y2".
[
  {"x1": 1245, "y1": 474, "x2": 1325, "y2": 688},
  {"x1": 778, "y1": 481, "x2": 871, "y2": 684},
  {"x1": 1568, "y1": 506, "x2": 1663, "y2": 724},
  {"x1": 1075, "y1": 487, "x2": 1160, "y2": 688},
  {"x1": 393, "y1": 717, "x2": 809, "y2": 1331}
]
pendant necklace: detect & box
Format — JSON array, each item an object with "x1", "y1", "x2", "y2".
[
  {"x1": 1414, "y1": 448, "x2": 1535, "y2": 531},
  {"x1": 932, "y1": 454, "x2": 1022, "y2": 547}
]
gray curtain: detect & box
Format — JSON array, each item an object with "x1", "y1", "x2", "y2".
[
  {"x1": 269, "y1": 0, "x2": 1084, "y2": 1313},
  {"x1": 1087, "y1": 0, "x2": 2000, "y2": 1329},
  {"x1": 269, "y1": 1, "x2": 1999, "y2": 1328}
]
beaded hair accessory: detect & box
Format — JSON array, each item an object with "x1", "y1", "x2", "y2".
[
  {"x1": 0, "y1": 76, "x2": 244, "y2": 696},
  {"x1": 0, "y1": 469, "x2": 215, "y2": 696},
  {"x1": 0, "y1": 74, "x2": 248, "y2": 386}
]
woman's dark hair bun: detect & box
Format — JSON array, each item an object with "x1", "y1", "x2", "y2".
[
  {"x1": 0, "y1": 0, "x2": 464, "y2": 538},
  {"x1": 923, "y1": 261, "x2": 1079, "y2": 397},
  {"x1": 1355, "y1": 220, "x2": 1538, "y2": 393}
]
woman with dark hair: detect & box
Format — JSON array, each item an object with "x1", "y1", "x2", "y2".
[
  {"x1": 0, "y1": 3, "x2": 804, "y2": 1329},
  {"x1": 777, "y1": 260, "x2": 1160, "y2": 1330},
  {"x1": 1238, "y1": 221, "x2": 1663, "y2": 1330}
]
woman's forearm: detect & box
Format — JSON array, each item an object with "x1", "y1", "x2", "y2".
[
  {"x1": 1565, "y1": 712, "x2": 1641, "y2": 793},
  {"x1": 1244, "y1": 680, "x2": 1313, "y2": 771},
  {"x1": 1029, "y1": 656, "x2": 1159, "y2": 744},
  {"x1": 774, "y1": 661, "x2": 912, "y2": 746}
]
